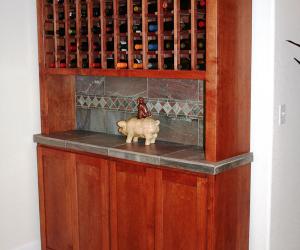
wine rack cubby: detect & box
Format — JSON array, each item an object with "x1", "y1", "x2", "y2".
[{"x1": 42, "y1": 0, "x2": 206, "y2": 79}]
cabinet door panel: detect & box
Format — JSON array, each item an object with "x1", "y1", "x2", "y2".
[
  {"x1": 156, "y1": 171, "x2": 208, "y2": 250},
  {"x1": 38, "y1": 147, "x2": 76, "y2": 250},
  {"x1": 110, "y1": 161, "x2": 155, "y2": 250},
  {"x1": 76, "y1": 155, "x2": 109, "y2": 250}
]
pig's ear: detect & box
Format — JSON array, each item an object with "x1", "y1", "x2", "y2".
[
  {"x1": 117, "y1": 121, "x2": 126, "y2": 128},
  {"x1": 155, "y1": 120, "x2": 160, "y2": 126}
]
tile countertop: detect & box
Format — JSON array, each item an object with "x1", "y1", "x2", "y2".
[{"x1": 33, "y1": 130, "x2": 253, "y2": 175}]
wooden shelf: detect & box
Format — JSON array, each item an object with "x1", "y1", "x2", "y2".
[{"x1": 45, "y1": 67, "x2": 206, "y2": 79}]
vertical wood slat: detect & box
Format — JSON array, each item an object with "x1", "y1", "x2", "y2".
[
  {"x1": 53, "y1": 0, "x2": 59, "y2": 67},
  {"x1": 40, "y1": 0, "x2": 47, "y2": 68},
  {"x1": 100, "y1": 0, "x2": 107, "y2": 68},
  {"x1": 87, "y1": 0, "x2": 94, "y2": 68},
  {"x1": 157, "y1": 0, "x2": 163, "y2": 70},
  {"x1": 191, "y1": 0, "x2": 197, "y2": 70},
  {"x1": 109, "y1": 161, "x2": 118, "y2": 250},
  {"x1": 127, "y1": 0, "x2": 133, "y2": 69},
  {"x1": 197, "y1": 177, "x2": 208, "y2": 250},
  {"x1": 142, "y1": 0, "x2": 148, "y2": 69},
  {"x1": 154, "y1": 170, "x2": 163, "y2": 250},
  {"x1": 113, "y1": 0, "x2": 119, "y2": 68},
  {"x1": 173, "y1": 0, "x2": 180, "y2": 70},
  {"x1": 64, "y1": 0, "x2": 70, "y2": 67},
  {"x1": 76, "y1": 0, "x2": 81, "y2": 68}
]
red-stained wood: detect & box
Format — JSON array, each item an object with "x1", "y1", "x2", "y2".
[
  {"x1": 156, "y1": 169, "x2": 209, "y2": 250},
  {"x1": 42, "y1": 74, "x2": 76, "y2": 134},
  {"x1": 75, "y1": 154, "x2": 110, "y2": 250},
  {"x1": 205, "y1": 0, "x2": 252, "y2": 161},
  {"x1": 208, "y1": 165, "x2": 251, "y2": 250},
  {"x1": 45, "y1": 67, "x2": 206, "y2": 79},
  {"x1": 37, "y1": 146, "x2": 78, "y2": 250},
  {"x1": 110, "y1": 160, "x2": 156, "y2": 250}
]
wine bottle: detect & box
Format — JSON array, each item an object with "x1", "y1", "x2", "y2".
[
  {"x1": 164, "y1": 40, "x2": 174, "y2": 50},
  {"x1": 134, "y1": 43, "x2": 143, "y2": 50},
  {"x1": 197, "y1": 19, "x2": 206, "y2": 30},
  {"x1": 120, "y1": 41, "x2": 128, "y2": 51},
  {"x1": 92, "y1": 25, "x2": 101, "y2": 34},
  {"x1": 81, "y1": 7, "x2": 87, "y2": 18},
  {"x1": 93, "y1": 6, "x2": 100, "y2": 17},
  {"x1": 197, "y1": 39, "x2": 205, "y2": 50},
  {"x1": 46, "y1": 0, "x2": 53, "y2": 4},
  {"x1": 82, "y1": 58, "x2": 89, "y2": 68},
  {"x1": 105, "y1": 5, "x2": 113, "y2": 16},
  {"x1": 92, "y1": 58, "x2": 101, "y2": 68},
  {"x1": 106, "y1": 23, "x2": 114, "y2": 33},
  {"x1": 198, "y1": 0, "x2": 206, "y2": 8},
  {"x1": 59, "y1": 59, "x2": 66, "y2": 68},
  {"x1": 180, "y1": 0, "x2": 190, "y2": 10},
  {"x1": 162, "y1": 0, "x2": 173, "y2": 11},
  {"x1": 178, "y1": 57, "x2": 191, "y2": 70},
  {"x1": 106, "y1": 40, "x2": 114, "y2": 51},
  {"x1": 180, "y1": 21, "x2": 191, "y2": 31},
  {"x1": 148, "y1": 40, "x2": 158, "y2": 51},
  {"x1": 148, "y1": 22, "x2": 158, "y2": 32},
  {"x1": 69, "y1": 27, "x2": 76, "y2": 36},
  {"x1": 148, "y1": 3, "x2": 157, "y2": 13},
  {"x1": 133, "y1": 24, "x2": 142, "y2": 33},
  {"x1": 119, "y1": 5, "x2": 127, "y2": 16},
  {"x1": 47, "y1": 14, "x2": 53, "y2": 20},
  {"x1": 119, "y1": 23, "x2": 127, "y2": 33},
  {"x1": 80, "y1": 41, "x2": 88, "y2": 51},
  {"x1": 196, "y1": 59, "x2": 205, "y2": 70},
  {"x1": 107, "y1": 56, "x2": 114, "y2": 68},
  {"x1": 81, "y1": 26, "x2": 88, "y2": 35},
  {"x1": 69, "y1": 58, "x2": 77, "y2": 68},
  {"x1": 93, "y1": 42, "x2": 101, "y2": 51},
  {"x1": 163, "y1": 57, "x2": 174, "y2": 69},
  {"x1": 49, "y1": 62, "x2": 55, "y2": 68},
  {"x1": 147, "y1": 60, "x2": 158, "y2": 69},
  {"x1": 57, "y1": 45, "x2": 65, "y2": 50},
  {"x1": 180, "y1": 39, "x2": 191, "y2": 50},
  {"x1": 57, "y1": 0, "x2": 64, "y2": 4},
  {"x1": 133, "y1": 5, "x2": 141, "y2": 13},
  {"x1": 133, "y1": 63, "x2": 143, "y2": 69},
  {"x1": 58, "y1": 11, "x2": 65, "y2": 20},
  {"x1": 117, "y1": 62, "x2": 128, "y2": 69},
  {"x1": 164, "y1": 21, "x2": 174, "y2": 31},
  {"x1": 69, "y1": 9, "x2": 76, "y2": 19},
  {"x1": 69, "y1": 42, "x2": 77, "y2": 52},
  {"x1": 45, "y1": 30, "x2": 54, "y2": 35},
  {"x1": 134, "y1": 58, "x2": 143, "y2": 64},
  {"x1": 56, "y1": 27, "x2": 65, "y2": 37}
]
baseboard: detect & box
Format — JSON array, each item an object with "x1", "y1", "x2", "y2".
[{"x1": 12, "y1": 240, "x2": 40, "y2": 250}]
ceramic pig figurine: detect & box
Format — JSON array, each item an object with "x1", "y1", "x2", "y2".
[{"x1": 117, "y1": 117, "x2": 160, "y2": 145}]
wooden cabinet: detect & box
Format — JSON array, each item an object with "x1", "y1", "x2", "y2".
[{"x1": 37, "y1": 146, "x2": 250, "y2": 250}]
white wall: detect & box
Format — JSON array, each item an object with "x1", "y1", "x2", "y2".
[
  {"x1": 0, "y1": 0, "x2": 41, "y2": 250},
  {"x1": 250, "y1": 0, "x2": 275, "y2": 249},
  {"x1": 270, "y1": 0, "x2": 300, "y2": 249}
]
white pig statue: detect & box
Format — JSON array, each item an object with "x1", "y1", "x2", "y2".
[{"x1": 117, "y1": 117, "x2": 160, "y2": 145}]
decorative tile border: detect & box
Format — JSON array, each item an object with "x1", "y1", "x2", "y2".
[{"x1": 76, "y1": 95, "x2": 204, "y2": 119}]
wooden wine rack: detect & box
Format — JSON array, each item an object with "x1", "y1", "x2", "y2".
[{"x1": 41, "y1": 0, "x2": 206, "y2": 79}]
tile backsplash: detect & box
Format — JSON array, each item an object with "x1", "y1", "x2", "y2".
[{"x1": 76, "y1": 76, "x2": 205, "y2": 147}]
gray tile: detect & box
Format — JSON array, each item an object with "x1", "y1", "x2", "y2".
[
  {"x1": 148, "y1": 78, "x2": 199, "y2": 101},
  {"x1": 199, "y1": 80, "x2": 205, "y2": 102},
  {"x1": 105, "y1": 77, "x2": 147, "y2": 98},
  {"x1": 154, "y1": 115, "x2": 199, "y2": 145},
  {"x1": 90, "y1": 109, "x2": 106, "y2": 133},
  {"x1": 106, "y1": 110, "x2": 127, "y2": 135},
  {"x1": 76, "y1": 76, "x2": 105, "y2": 96},
  {"x1": 76, "y1": 108, "x2": 91, "y2": 130}
]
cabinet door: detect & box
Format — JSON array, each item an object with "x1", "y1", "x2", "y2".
[
  {"x1": 110, "y1": 161, "x2": 156, "y2": 250},
  {"x1": 38, "y1": 146, "x2": 77, "y2": 250},
  {"x1": 156, "y1": 170, "x2": 209, "y2": 250},
  {"x1": 75, "y1": 155, "x2": 109, "y2": 250}
]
